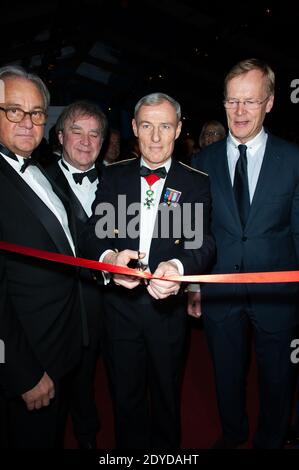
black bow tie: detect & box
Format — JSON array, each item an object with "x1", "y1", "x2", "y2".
[
  {"x1": 72, "y1": 168, "x2": 98, "y2": 185},
  {"x1": 20, "y1": 157, "x2": 37, "y2": 173},
  {"x1": 140, "y1": 165, "x2": 167, "y2": 179},
  {"x1": 0, "y1": 143, "x2": 36, "y2": 172}
]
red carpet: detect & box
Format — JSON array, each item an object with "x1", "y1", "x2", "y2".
[{"x1": 64, "y1": 319, "x2": 259, "y2": 449}]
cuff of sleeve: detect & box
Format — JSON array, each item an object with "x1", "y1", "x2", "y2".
[
  {"x1": 100, "y1": 249, "x2": 115, "y2": 264},
  {"x1": 99, "y1": 249, "x2": 115, "y2": 285},
  {"x1": 187, "y1": 283, "x2": 201, "y2": 293},
  {"x1": 170, "y1": 259, "x2": 184, "y2": 275}
]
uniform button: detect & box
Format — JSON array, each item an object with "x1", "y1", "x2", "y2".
[
  {"x1": 234, "y1": 264, "x2": 240, "y2": 271},
  {"x1": 242, "y1": 236, "x2": 247, "y2": 241}
]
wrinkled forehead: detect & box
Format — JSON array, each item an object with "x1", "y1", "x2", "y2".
[
  {"x1": 225, "y1": 70, "x2": 269, "y2": 97},
  {"x1": 0, "y1": 76, "x2": 44, "y2": 105}
]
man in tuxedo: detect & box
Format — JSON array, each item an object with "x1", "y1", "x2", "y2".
[
  {"x1": 0, "y1": 248, "x2": 47, "y2": 447},
  {"x1": 81, "y1": 92, "x2": 215, "y2": 449},
  {"x1": 47, "y1": 100, "x2": 107, "y2": 449},
  {"x1": 0, "y1": 65, "x2": 84, "y2": 448},
  {"x1": 189, "y1": 58, "x2": 299, "y2": 449}
]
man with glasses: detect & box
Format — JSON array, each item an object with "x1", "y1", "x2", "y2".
[
  {"x1": 0, "y1": 65, "x2": 84, "y2": 448},
  {"x1": 189, "y1": 58, "x2": 299, "y2": 448}
]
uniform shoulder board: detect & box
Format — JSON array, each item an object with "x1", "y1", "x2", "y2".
[
  {"x1": 107, "y1": 157, "x2": 138, "y2": 167},
  {"x1": 178, "y1": 161, "x2": 208, "y2": 177}
]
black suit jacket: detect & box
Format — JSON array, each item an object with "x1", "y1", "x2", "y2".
[
  {"x1": 81, "y1": 157, "x2": 215, "y2": 281},
  {"x1": 0, "y1": 246, "x2": 43, "y2": 396},
  {"x1": 0, "y1": 157, "x2": 83, "y2": 394},
  {"x1": 193, "y1": 133, "x2": 299, "y2": 332},
  {"x1": 46, "y1": 161, "x2": 103, "y2": 343}
]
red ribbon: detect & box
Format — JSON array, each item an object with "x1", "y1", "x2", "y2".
[{"x1": 1, "y1": 240, "x2": 299, "y2": 283}]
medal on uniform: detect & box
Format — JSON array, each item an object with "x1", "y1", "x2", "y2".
[
  {"x1": 163, "y1": 187, "x2": 182, "y2": 206},
  {"x1": 144, "y1": 187, "x2": 155, "y2": 209}
]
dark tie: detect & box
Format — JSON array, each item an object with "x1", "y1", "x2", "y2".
[
  {"x1": 233, "y1": 144, "x2": 250, "y2": 227},
  {"x1": 20, "y1": 157, "x2": 37, "y2": 173},
  {"x1": 0, "y1": 143, "x2": 36, "y2": 173},
  {"x1": 72, "y1": 168, "x2": 98, "y2": 185},
  {"x1": 140, "y1": 166, "x2": 167, "y2": 179}
]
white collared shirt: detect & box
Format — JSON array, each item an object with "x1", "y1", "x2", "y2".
[
  {"x1": 227, "y1": 128, "x2": 268, "y2": 202},
  {"x1": 59, "y1": 157, "x2": 98, "y2": 217},
  {"x1": 139, "y1": 157, "x2": 183, "y2": 274},
  {"x1": 1, "y1": 152, "x2": 75, "y2": 255},
  {"x1": 139, "y1": 157, "x2": 171, "y2": 265}
]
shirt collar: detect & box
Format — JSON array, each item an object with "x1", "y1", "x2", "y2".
[
  {"x1": 140, "y1": 157, "x2": 171, "y2": 173},
  {"x1": 228, "y1": 127, "x2": 267, "y2": 151},
  {"x1": 61, "y1": 156, "x2": 95, "y2": 173},
  {"x1": 0, "y1": 151, "x2": 30, "y2": 169}
]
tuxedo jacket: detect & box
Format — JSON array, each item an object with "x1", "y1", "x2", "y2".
[
  {"x1": 193, "y1": 134, "x2": 299, "y2": 332},
  {"x1": 0, "y1": 157, "x2": 83, "y2": 394},
  {"x1": 0, "y1": 248, "x2": 43, "y2": 396},
  {"x1": 81, "y1": 157, "x2": 215, "y2": 284},
  {"x1": 46, "y1": 161, "x2": 103, "y2": 343}
]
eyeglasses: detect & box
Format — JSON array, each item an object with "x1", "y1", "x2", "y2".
[
  {"x1": 223, "y1": 96, "x2": 269, "y2": 110},
  {"x1": 0, "y1": 106, "x2": 47, "y2": 125}
]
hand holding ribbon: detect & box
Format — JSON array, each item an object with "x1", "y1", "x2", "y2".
[{"x1": 103, "y1": 249, "x2": 146, "y2": 289}]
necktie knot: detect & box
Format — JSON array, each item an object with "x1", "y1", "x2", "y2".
[
  {"x1": 140, "y1": 166, "x2": 167, "y2": 186},
  {"x1": 140, "y1": 165, "x2": 167, "y2": 186},
  {"x1": 72, "y1": 168, "x2": 98, "y2": 185},
  {"x1": 238, "y1": 144, "x2": 247, "y2": 159},
  {"x1": 140, "y1": 166, "x2": 167, "y2": 179}
]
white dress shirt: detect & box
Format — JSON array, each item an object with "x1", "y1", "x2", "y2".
[
  {"x1": 227, "y1": 128, "x2": 268, "y2": 202},
  {"x1": 139, "y1": 158, "x2": 183, "y2": 275},
  {"x1": 58, "y1": 157, "x2": 98, "y2": 217},
  {"x1": 1, "y1": 152, "x2": 75, "y2": 255}
]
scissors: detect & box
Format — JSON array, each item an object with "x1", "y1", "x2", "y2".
[
  {"x1": 136, "y1": 250, "x2": 148, "y2": 271},
  {"x1": 136, "y1": 250, "x2": 149, "y2": 285}
]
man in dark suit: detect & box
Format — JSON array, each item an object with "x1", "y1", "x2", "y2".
[
  {"x1": 47, "y1": 100, "x2": 107, "y2": 449},
  {"x1": 0, "y1": 248, "x2": 47, "y2": 447},
  {"x1": 189, "y1": 58, "x2": 299, "y2": 449},
  {"x1": 0, "y1": 248, "x2": 45, "y2": 407},
  {"x1": 0, "y1": 65, "x2": 83, "y2": 448},
  {"x1": 81, "y1": 92, "x2": 215, "y2": 449}
]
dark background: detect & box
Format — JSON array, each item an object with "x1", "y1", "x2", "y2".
[{"x1": 1, "y1": 0, "x2": 299, "y2": 142}]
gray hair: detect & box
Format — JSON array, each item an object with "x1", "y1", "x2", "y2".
[
  {"x1": 55, "y1": 100, "x2": 108, "y2": 140},
  {"x1": 134, "y1": 92, "x2": 181, "y2": 121},
  {"x1": 0, "y1": 65, "x2": 50, "y2": 109},
  {"x1": 224, "y1": 58, "x2": 275, "y2": 98}
]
